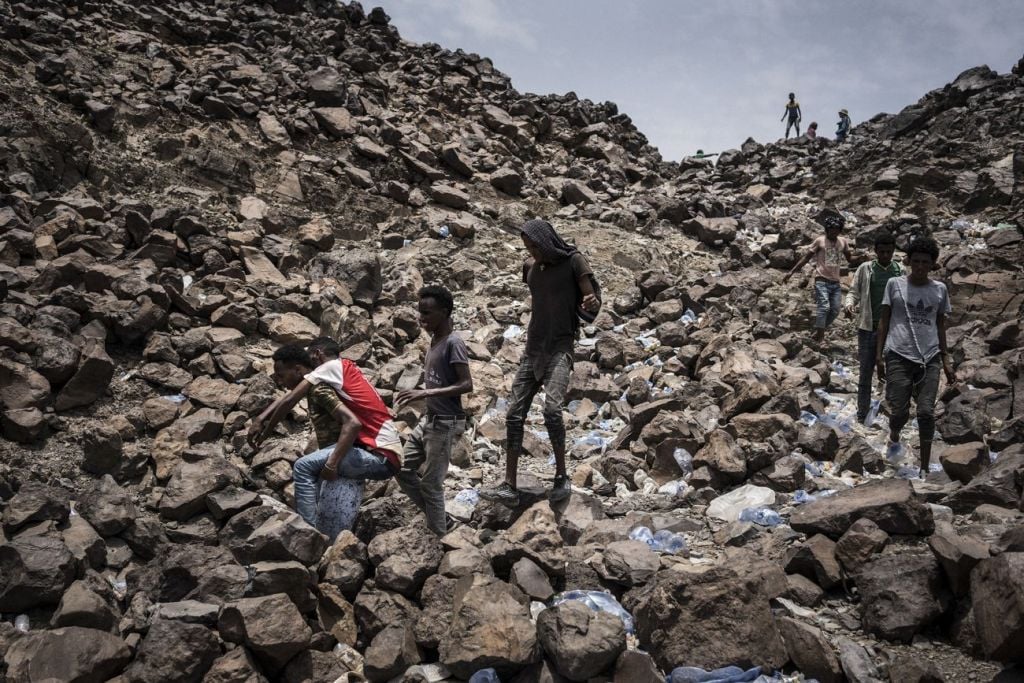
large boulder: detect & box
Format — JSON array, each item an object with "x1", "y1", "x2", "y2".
[
  {"x1": 942, "y1": 446, "x2": 1024, "y2": 513},
  {"x1": 790, "y1": 479, "x2": 933, "y2": 539},
  {"x1": 630, "y1": 563, "x2": 787, "y2": 672},
  {"x1": 3, "y1": 626, "x2": 131, "y2": 683},
  {"x1": 218, "y1": 593, "x2": 312, "y2": 671},
  {"x1": 1, "y1": 480, "x2": 69, "y2": 532},
  {"x1": 856, "y1": 551, "x2": 951, "y2": 642},
  {"x1": 970, "y1": 552, "x2": 1024, "y2": 662},
  {"x1": 537, "y1": 600, "x2": 626, "y2": 681},
  {"x1": 76, "y1": 474, "x2": 136, "y2": 536},
  {"x1": 158, "y1": 457, "x2": 244, "y2": 522},
  {"x1": 439, "y1": 576, "x2": 540, "y2": 678},
  {"x1": 0, "y1": 535, "x2": 77, "y2": 611},
  {"x1": 366, "y1": 522, "x2": 444, "y2": 597},
  {"x1": 125, "y1": 619, "x2": 221, "y2": 683},
  {"x1": 224, "y1": 509, "x2": 328, "y2": 566}
]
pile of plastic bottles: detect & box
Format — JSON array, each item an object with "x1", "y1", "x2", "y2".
[
  {"x1": 551, "y1": 590, "x2": 635, "y2": 634},
  {"x1": 629, "y1": 526, "x2": 689, "y2": 554}
]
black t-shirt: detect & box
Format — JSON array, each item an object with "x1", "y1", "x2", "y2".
[
  {"x1": 424, "y1": 334, "x2": 470, "y2": 416},
  {"x1": 524, "y1": 252, "x2": 593, "y2": 358}
]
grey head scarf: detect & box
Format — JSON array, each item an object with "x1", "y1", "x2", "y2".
[{"x1": 520, "y1": 219, "x2": 577, "y2": 264}]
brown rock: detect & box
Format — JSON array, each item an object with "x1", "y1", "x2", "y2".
[
  {"x1": 835, "y1": 518, "x2": 889, "y2": 572},
  {"x1": 537, "y1": 600, "x2": 626, "y2": 681},
  {"x1": 970, "y1": 552, "x2": 1024, "y2": 661},
  {"x1": 3, "y1": 626, "x2": 131, "y2": 682},
  {"x1": 776, "y1": 617, "x2": 843, "y2": 683},
  {"x1": 790, "y1": 479, "x2": 934, "y2": 539}
]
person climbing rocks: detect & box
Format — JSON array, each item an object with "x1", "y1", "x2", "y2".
[
  {"x1": 875, "y1": 236, "x2": 956, "y2": 479},
  {"x1": 845, "y1": 231, "x2": 902, "y2": 424},
  {"x1": 479, "y1": 219, "x2": 599, "y2": 507},
  {"x1": 250, "y1": 339, "x2": 402, "y2": 529},
  {"x1": 781, "y1": 92, "x2": 802, "y2": 139},
  {"x1": 783, "y1": 208, "x2": 853, "y2": 344},
  {"x1": 394, "y1": 285, "x2": 473, "y2": 536},
  {"x1": 836, "y1": 109, "x2": 852, "y2": 142},
  {"x1": 806, "y1": 121, "x2": 818, "y2": 139}
]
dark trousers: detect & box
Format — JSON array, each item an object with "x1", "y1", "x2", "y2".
[
  {"x1": 857, "y1": 329, "x2": 878, "y2": 422},
  {"x1": 506, "y1": 352, "x2": 572, "y2": 458},
  {"x1": 885, "y1": 352, "x2": 941, "y2": 445}
]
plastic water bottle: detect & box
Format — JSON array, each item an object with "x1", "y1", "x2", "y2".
[
  {"x1": 629, "y1": 526, "x2": 654, "y2": 545},
  {"x1": 798, "y1": 411, "x2": 818, "y2": 427},
  {"x1": 738, "y1": 507, "x2": 783, "y2": 526},
  {"x1": 664, "y1": 533, "x2": 688, "y2": 555},
  {"x1": 793, "y1": 489, "x2": 814, "y2": 505},
  {"x1": 438, "y1": 225, "x2": 450, "y2": 238},
  {"x1": 469, "y1": 669, "x2": 500, "y2": 683},
  {"x1": 864, "y1": 398, "x2": 881, "y2": 427},
  {"x1": 896, "y1": 465, "x2": 922, "y2": 480},
  {"x1": 14, "y1": 615, "x2": 30, "y2": 632},
  {"x1": 658, "y1": 479, "x2": 689, "y2": 497},
  {"x1": 813, "y1": 388, "x2": 831, "y2": 402},
  {"x1": 672, "y1": 448, "x2": 693, "y2": 478},
  {"x1": 680, "y1": 309, "x2": 697, "y2": 324},
  {"x1": 804, "y1": 461, "x2": 824, "y2": 477},
  {"x1": 653, "y1": 529, "x2": 675, "y2": 546}
]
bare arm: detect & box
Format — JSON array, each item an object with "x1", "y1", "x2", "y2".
[
  {"x1": 875, "y1": 305, "x2": 891, "y2": 381},
  {"x1": 247, "y1": 379, "x2": 312, "y2": 449},
  {"x1": 937, "y1": 312, "x2": 956, "y2": 383},
  {"x1": 784, "y1": 245, "x2": 815, "y2": 282},
  {"x1": 578, "y1": 272, "x2": 598, "y2": 312},
  {"x1": 396, "y1": 363, "x2": 473, "y2": 408},
  {"x1": 845, "y1": 264, "x2": 863, "y2": 310},
  {"x1": 321, "y1": 401, "x2": 363, "y2": 480}
]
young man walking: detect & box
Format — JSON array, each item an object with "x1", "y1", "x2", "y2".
[
  {"x1": 394, "y1": 285, "x2": 473, "y2": 536},
  {"x1": 480, "y1": 219, "x2": 599, "y2": 506},
  {"x1": 875, "y1": 236, "x2": 956, "y2": 478},
  {"x1": 252, "y1": 340, "x2": 401, "y2": 526},
  {"x1": 784, "y1": 209, "x2": 853, "y2": 343},
  {"x1": 845, "y1": 231, "x2": 902, "y2": 423}
]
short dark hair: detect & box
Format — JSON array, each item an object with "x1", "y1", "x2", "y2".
[
  {"x1": 419, "y1": 284, "x2": 454, "y2": 316},
  {"x1": 816, "y1": 208, "x2": 845, "y2": 231},
  {"x1": 906, "y1": 236, "x2": 940, "y2": 263},
  {"x1": 873, "y1": 231, "x2": 896, "y2": 247},
  {"x1": 272, "y1": 344, "x2": 312, "y2": 367},
  {"x1": 307, "y1": 337, "x2": 340, "y2": 357}
]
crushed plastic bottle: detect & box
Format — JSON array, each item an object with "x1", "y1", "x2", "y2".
[
  {"x1": 793, "y1": 489, "x2": 835, "y2": 505},
  {"x1": 831, "y1": 360, "x2": 851, "y2": 380},
  {"x1": 502, "y1": 325, "x2": 523, "y2": 341},
  {"x1": 863, "y1": 398, "x2": 881, "y2": 427},
  {"x1": 680, "y1": 309, "x2": 697, "y2": 324},
  {"x1": 669, "y1": 664, "x2": 764, "y2": 683},
  {"x1": 886, "y1": 441, "x2": 905, "y2": 462},
  {"x1": 161, "y1": 394, "x2": 188, "y2": 404},
  {"x1": 813, "y1": 388, "x2": 831, "y2": 402},
  {"x1": 896, "y1": 465, "x2": 922, "y2": 480},
  {"x1": 629, "y1": 525, "x2": 655, "y2": 544},
  {"x1": 402, "y1": 239, "x2": 412, "y2": 247},
  {"x1": 798, "y1": 411, "x2": 818, "y2": 427},
  {"x1": 738, "y1": 507, "x2": 783, "y2": 526},
  {"x1": 658, "y1": 479, "x2": 690, "y2": 497},
  {"x1": 438, "y1": 225, "x2": 450, "y2": 238},
  {"x1": 468, "y1": 669, "x2": 500, "y2": 683},
  {"x1": 804, "y1": 462, "x2": 824, "y2": 477},
  {"x1": 552, "y1": 590, "x2": 635, "y2": 634},
  {"x1": 13, "y1": 614, "x2": 30, "y2": 633},
  {"x1": 989, "y1": 450, "x2": 999, "y2": 463},
  {"x1": 672, "y1": 448, "x2": 693, "y2": 478}
]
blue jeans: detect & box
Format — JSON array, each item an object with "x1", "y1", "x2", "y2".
[
  {"x1": 292, "y1": 445, "x2": 392, "y2": 526},
  {"x1": 857, "y1": 329, "x2": 878, "y2": 422},
  {"x1": 813, "y1": 279, "x2": 842, "y2": 330}
]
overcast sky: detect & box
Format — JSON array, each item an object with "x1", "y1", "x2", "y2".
[{"x1": 384, "y1": 0, "x2": 1024, "y2": 160}]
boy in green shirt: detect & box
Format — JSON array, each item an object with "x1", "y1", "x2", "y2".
[{"x1": 845, "y1": 231, "x2": 902, "y2": 424}]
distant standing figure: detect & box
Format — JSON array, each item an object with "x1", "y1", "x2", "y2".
[
  {"x1": 783, "y1": 209, "x2": 852, "y2": 344},
  {"x1": 836, "y1": 109, "x2": 852, "y2": 142},
  {"x1": 806, "y1": 122, "x2": 818, "y2": 139},
  {"x1": 781, "y1": 93, "x2": 802, "y2": 139}
]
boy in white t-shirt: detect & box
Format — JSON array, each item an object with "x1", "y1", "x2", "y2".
[{"x1": 784, "y1": 208, "x2": 853, "y2": 343}]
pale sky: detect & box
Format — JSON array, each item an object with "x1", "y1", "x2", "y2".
[{"x1": 385, "y1": 0, "x2": 1024, "y2": 160}]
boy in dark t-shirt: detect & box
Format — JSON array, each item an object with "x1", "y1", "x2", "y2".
[
  {"x1": 395, "y1": 285, "x2": 473, "y2": 536},
  {"x1": 480, "y1": 219, "x2": 599, "y2": 506}
]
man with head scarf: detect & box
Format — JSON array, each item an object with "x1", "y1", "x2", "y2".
[{"x1": 479, "y1": 219, "x2": 599, "y2": 506}]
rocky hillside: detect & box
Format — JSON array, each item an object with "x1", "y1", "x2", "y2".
[{"x1": 1, "y1": 1, "x2": 1023, "y2": 681}]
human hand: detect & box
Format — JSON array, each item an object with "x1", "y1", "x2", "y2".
[
  {"x1": 395, "y1": 389, "x2": 426, "y2": 409},
  {"x1": 876, "y1": 356, "x2": 886, "y2": 383},
  {"x1": 943, "y1": 358, "x2": 956, "y2": 385},
  {"x1": 581, "y1": 293, "x2": 599, "y2": 312},
  {"x1": 320, "y1": 463, "x2": 339, "y2": 481},
  {"x1": 247, "y1": 418, "x2": 266, "y2": 450},
  {"x1": 844, "y1": 304, "x2": 855, "y2": 318}
]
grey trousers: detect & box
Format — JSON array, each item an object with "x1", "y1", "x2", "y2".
[{"x1": 397, "y1": 415, "x2": 466, "y2": 536}]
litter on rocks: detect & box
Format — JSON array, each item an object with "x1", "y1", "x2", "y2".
[
  {"x1": 502, "y1": 325, "x2": 524, "y2": 340},
  {"x1": 629, "y1": 525, "x2": 689, "y2": 554},
  {"x1": 551, "y1": 590, "x2": 635, "y2": 634},
  {"x1": 707, "y1": 485, "x2": 776, "y2": 522},
  {"x1": 738, "y1": 507, "x2": 784, "y2": 526}
]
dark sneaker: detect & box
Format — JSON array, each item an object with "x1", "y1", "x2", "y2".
[
  {"x1": 479, "y1": 482, "x2": 520, "y2": 507},
  {"x1": 549, "y1": 475, "x2": 571, "y2": 502},
  {"x1": 443, "y1": 513, "x2": 460, "y2": 535}
]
